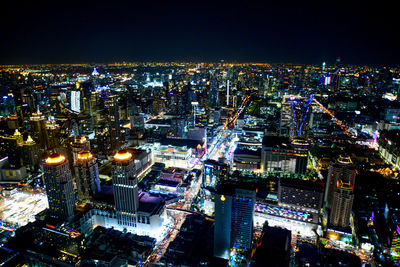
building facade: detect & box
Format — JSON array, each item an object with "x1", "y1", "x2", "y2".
[
  {"x1": 43, "y1": 153, "x2": 75, "y2": 220},
  {"x1": 112, "y1": 150, "x2": 139, "y2": 227},
  {"x1": 74, "y1": 150, "x2": 100, "y2": 201}
]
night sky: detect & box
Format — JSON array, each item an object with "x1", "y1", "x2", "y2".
[{"x1": 1, "y1": 0, "x2": 399, "y2": 65}]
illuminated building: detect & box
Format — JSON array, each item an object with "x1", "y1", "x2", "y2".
[
  {"x1": 71, "y1": 136, "x2": 90, "y2": 163},
  {"x1": 279, "y1": 95, "x2": 313, "y2": 138},
  {"x1": 45, "y1": 120, "x2": 61, "y2": 150},
  {"x1": 0, "y1": 130, "x2": 28, "y2": 180},
  {"x1": 378, "y1": 130, "x2": 400, "y2": 171},
  {"x1": 0, "y1": 129, "x2": 23, "y2": 168},
  {"x1": 214, "y1": 186, "x2": 255, "y2": 259},
  {"x1": 70, "y1": 89, "x2": 81, "y2": 113},
  {"x1": 21, "y1": 135, "x2": 40, "y2": 169},
  {"x1": 233, "y1": 147, "x2": 261, "y2": 171},
  {"x1": 261, "y1": 136, "x2": 308, "y2": 174},
  {"x1": 29, "y1": 108, "x2": 48, "y2": 149},
  {"x1": 208, "y1": 71, "x2": 219, "y2": 109},
  {"x1": 231, "y1": 188, "x2": 256, "y2": 250},
  {"x1": 325, "y1": 155, "x2": 356, "y2": 210},
  {"x1": 278, "y1": 178, "x2": 324, "y2": 212},
  {"x1": 74, "y1": 150, "x2": 100, "y2": 201},
  {"x1": 79, "y1": 148, "x2": 163, "y2": 238},
  {"x1": 106, "y1": 94, "x2": 121, "y2": 150},
  {"x1": 43, "y1": 153, "x2": 75, "y2": 220},
  {"x1": 204, "y1": 159, "x2": 228, "y2": 187},
  {"x1": 112, "y1": 149, "x2": 139, "y2": 227},
  {"x1": 214, "y1": 193, "x2": 233, "y2": 259},
  {"x1": 329, "y1": 178, "x2": 354, "y2": 228},
  {"x1": 170, "y1": 117, "x2": 186, "y2": 138},
  {"x1": 390, "y1": 215, "x2": 400, "y2": 265},
  {"x1": 148, "y1": 140, "x2": 202, "y2": 169}
]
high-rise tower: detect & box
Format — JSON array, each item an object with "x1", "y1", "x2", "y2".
[
  {"x1": 43, "y1": 153, "x2": 75, "y2": 220},
  {"x1": 71, "y1": 136, "x2": 90, "y2": 163},
  {"x1": 325, "y1": 155, "x2": 356, "y2": 209},
  {"x1": 74, "y1": 150, "x2": 100, "y2": 201},
  {"x1": 112, "y1": 150, "x2": 139, "y2": 227},
  {"x1": 214, "y1": 186, "x2": 255, "y2": 259},
  {"x1": 330, "y1": 178, "x2": 354, "y2": 228},
  {"x1": 29, "y1": 108, "x2": 48, "y2": 149}
]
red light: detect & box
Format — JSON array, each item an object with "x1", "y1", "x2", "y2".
[{"x1": 46, "y1": 224, "x2": 55, "y2": 229}]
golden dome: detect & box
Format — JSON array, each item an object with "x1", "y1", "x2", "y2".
[
  {"x1": 77, "y1": 150, "x2": 93, "y2": 161},
  {"x1": 45, "y1": 153, "x2": 66, "y2": 165},
  {"x1": 114, "y1": 150, "x2": 132, "y2": 162}
]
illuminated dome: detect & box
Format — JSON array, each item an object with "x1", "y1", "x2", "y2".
[
  {"x1": 25, "y1": 135, "x2": 35, "y2": 144},
  {"x1": 77, "y1": 150, "x2": 93, "y2": 161},
  {"x1": 114, "y1": 150, "x2": 133, "y2": 162},
  {"x1": 13, "y1": 129, "x2": 21, "y2": 136},
  {"x1": 337, "y1": 155, "x2": 352, "y2": 165},
  {"x1": 74, "y1": 136, "x2": 87, "y2": 144},
  {"x1": 45, "y1": 153, "x2": 66, "y2": 166}
]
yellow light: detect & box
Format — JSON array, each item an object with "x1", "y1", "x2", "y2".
[
  {"x1": 77, "y1": 150, "x2": 93, "y2": 161},
  {"x1": 45, "y1": 153, "x2": 65, "y2": 165},
  {"x1": 26, "y1": 135, "x2": 35, "y2": 144},
  {"x1": 220, "y1": 195, "x2": 226, "y2": 202},
  {"x1": 114, "y1": 150, "x2": 133, "y2": 162}
]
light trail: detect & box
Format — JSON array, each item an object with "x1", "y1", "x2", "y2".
[{"x1": 313, "y1": 97, "x2": 355, "y2": 138}]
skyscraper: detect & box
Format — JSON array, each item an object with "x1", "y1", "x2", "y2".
[
  {"x1": 74, "y1": 150, "x2": 100, "y2": 201},
  {"x1": 107, "y1": 94, "x2": 121, "y2": 150},
  {"x1": 325, "y1": 155, "x2": 356, "y2": 209},
  {"x1": 214, "y1": 193, "x2": 233, "y2": 259},
  {"x1": 112, "y1": 150, "x2": 139, "y2": 227},
  {"x1": 214, "y1": 186, "x2": 255, "y2": 259},
  {"x1": 330, "y1": 178, "x2": 354, "y2": 228},
  {"x1": 43, "y1": 153, "x2": 75, "y2": 220},
  {"x1": 1, "y1": 129, "x2": 23, "y2": 168},
  {"x1": 22, "y1": 135, "x2": 40, "y2": 170},
  {"x1": 71, "y1": 136, "x2": 90, "y2": 163},
  {"x1": 231, "y1": 188, "x2": 256, "y2": 251},
  {"x1": 29, "y1": 108, "x2": 48, "y2": 149}
]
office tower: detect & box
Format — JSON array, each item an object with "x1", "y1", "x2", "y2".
[
  {"x1": 71, "y1": 136, "x2": 90, "y2": 163},
  {"x1": 29, "y1": 108, "x2": 48, "y2": 149},
  {"x1": 226, "y1": 80, "x2": 230, "y2": 106},
  {"x1": 11, "y1": 85, "x2": 30, "y2": 126},
  {"x1": 290, "y1": 95, "x2": 313, "y2": 138},
  {"x1": 170, "y1": 117, "x2": 186, "y2": 138},
  {"x1": 214, "y1": 193, "x2": 233, "y2": 259},
  {"x1": 107, "y1": 94, "x2": 121, "y2": 150},
  {"x1": 209, "y1": 71, "x2": 219, "y2": 109},
  {"x1": 112, "y1": 150, "x2": 139, "y2": 227},
  {"x1": 231, "y1": 189, "x2": 256, "y2": 250},
  {"x1": 214, "y1": 187, "x2": 255, "y2": 259},
  {"x1": 74, "y1": 150, "x2": 100, "y2": 201},
  {"x1": 325, "y1": 155, "x2": 356, "y2": 209},
  {"x1": 22, "y1": 135, "x2": 40, "y2": 170},
  {"x1": 204, "y1": 159, "x2": 228, "y2": 187},
  {"x1": 279, "y1": 95, "x2": 313, "y2": 138},
  {"x1": 46, "y1": 120, "x2": 61, "y2": 150},
  {"x1": 70, "y1": 89, "x2": 81, "y2": 113},
  {"x1": 43, "y1": 153, "x2": 75, "y2": 220},
  {"x1": 1, "y1": 129, "x2": 23, "y2": 168},
  {"x1": 330, "y1": 178, "x2": 354, "y2": 228},
  {"x1": 130, "y1": 113, "x2": 145, "y2": 132}
]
